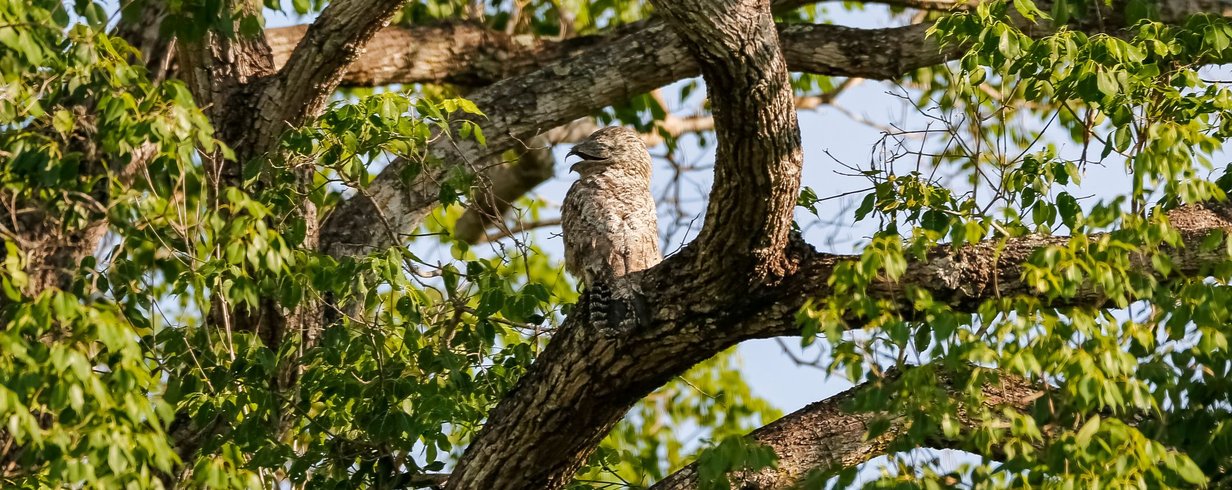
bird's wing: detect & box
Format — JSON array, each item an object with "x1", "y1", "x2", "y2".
[{"x1": 562, "y1": 180, "x2": 621, "y2": 285}]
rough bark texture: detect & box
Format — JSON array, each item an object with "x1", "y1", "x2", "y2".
[
  {"x1": 444, "y1": 0, "x2": 801, "y2": 487},
  {"x1": 650, "y1": 367, "x2": 1044, "y2": 489},
  {"x1": 654, "y1": 0, "x2": 803, "y2": 285},
  {"x1": 316, "y1": 0, "x2": 1232, "y2": 260}
]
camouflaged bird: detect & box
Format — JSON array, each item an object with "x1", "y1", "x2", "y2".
[{"x1": 561, "y1": 126, "x2": 661, "y2": 334}]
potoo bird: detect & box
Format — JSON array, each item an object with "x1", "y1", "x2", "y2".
[{"x1": 561, "y1": 126, "x2": 661, "y2": 333}]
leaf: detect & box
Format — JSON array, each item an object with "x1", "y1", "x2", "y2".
[
  {"x1": 1052, "y1": 0, "x2": 1071, "y2": 27},
  {"x1": 855, "y1": 193, "x2": 876, "y2": 220},
  {"x1": 1075, "y1": 414, "x2": 1101, "y2": 448},
  {"x1": 1172, "y1": 454, "x2": 1208, "y2": 484},
  {"x1": 1096, "y1": 70, "x2": 1119, "y2": 97},
  {"x1": 455, "y1": 98, "x2": 484, "y2": 116},
  {"x1": 1013, "y1": 0, "x2": 1047, "y2": 22},
  {"x1": 52, "y1": 109, "x2": 74, "y2": 134},
  {"x1": 1057, "y1": 192, "x2": 1080, "y2": 229}
]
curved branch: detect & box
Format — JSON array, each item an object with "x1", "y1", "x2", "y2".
[
  {"x1": 318, "y1": 20, "x2": 697, "y2": 257},
  {"x1": 253, "y1": 0, "x2": 408, "y2": 153},
  {"x1": 652, "y1": 0, "x2": 802, "y2": 285},
  {"x1": 650, "y1": 366, "x2": 1043, "y2": 489}
]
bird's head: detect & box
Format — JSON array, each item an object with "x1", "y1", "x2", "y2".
[{"x1": 567, "y1": 126, "x2": 651, "y2": 178}]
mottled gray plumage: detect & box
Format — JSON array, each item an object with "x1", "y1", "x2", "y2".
[{"x1": 561, "y1": 126, "x2": 661, "y2": 332}]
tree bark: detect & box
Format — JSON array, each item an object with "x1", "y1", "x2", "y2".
[{"x1": 650, "y1": 366, "x2": 1044, "y2": 489}]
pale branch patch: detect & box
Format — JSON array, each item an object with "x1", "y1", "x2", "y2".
[{"x1": 266, "y1": 22, "x2": 610, "y2": 88}]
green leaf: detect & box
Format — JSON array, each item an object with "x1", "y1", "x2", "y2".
[
  {"x1": 1057, "y1": 192, "x2": 1080, "y2": 229},
  {"x1": 1075, "y1": 414, "x2": 1101, "y2": 448}
]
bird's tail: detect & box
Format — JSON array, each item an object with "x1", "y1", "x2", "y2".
[{"x1": 585, "y1": 279, "x2": 650, "y2": 336}]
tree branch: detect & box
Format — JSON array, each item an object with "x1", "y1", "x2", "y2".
[
  {"x1": 256, "y1": 0, "x2": 408, "y2": 151},
  {"x1": 265, "y1": 20, "x2": 939, "y2": 89},
  {"x1": 650, "y1": 366, "x2": 1043, "y2": 489},
  {"x1": 653, "y1": 0, "x2": 802, "y2": 285},
  {"x1": 266, "y1": 21, "x2": 612, "y2": 88},
  {"x1": 318, "y1": 19, "x2": 697, "y2": 257}
]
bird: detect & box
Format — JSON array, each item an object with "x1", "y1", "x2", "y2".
[{"x1": 560, "y1": 126, "x2": 661, "y2": 334}]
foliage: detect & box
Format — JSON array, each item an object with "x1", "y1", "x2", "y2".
[
  {"x1": 0, "y1": 0, "x2": 214, "y2": 486},
  {"x1": 797, "y1": 1, "x2": 1232, "y2": 488},
  {"x1": 7, "y1": 0, "x2": 1232, "y2": 488},
  {"x1": 2, "y1": 1, "x2": 781, "y2": 487}
]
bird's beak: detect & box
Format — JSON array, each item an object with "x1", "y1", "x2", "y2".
[
  {"x1": 567, "y1": 142, "x2": 606, "y2": 173},
  {"x1": 566, "y1": 148, "x2": 582, "y2": 173}
]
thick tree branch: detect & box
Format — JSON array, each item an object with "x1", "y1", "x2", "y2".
[
  {"x1": 176, "y1": 1, "x2": 275, "y2": 154},
  {"x1": 650, "y1": 366, "x2": 1043, "y2": 489},
  {"x1": 254, "y1": 0, "x2": 407, "y2": 152},
  {"x1": 735, "y1": 204, "x2": 1232, "y2": 341},
  {"x1": 652, "y1": 0, "x2": 802, "y2": 285},
  {"x1": 266, "y1": 22, "x2": 612, "y2": 88},
  {"x1": 266, "y1": 21, "x2": 940, "y2": 88}
]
